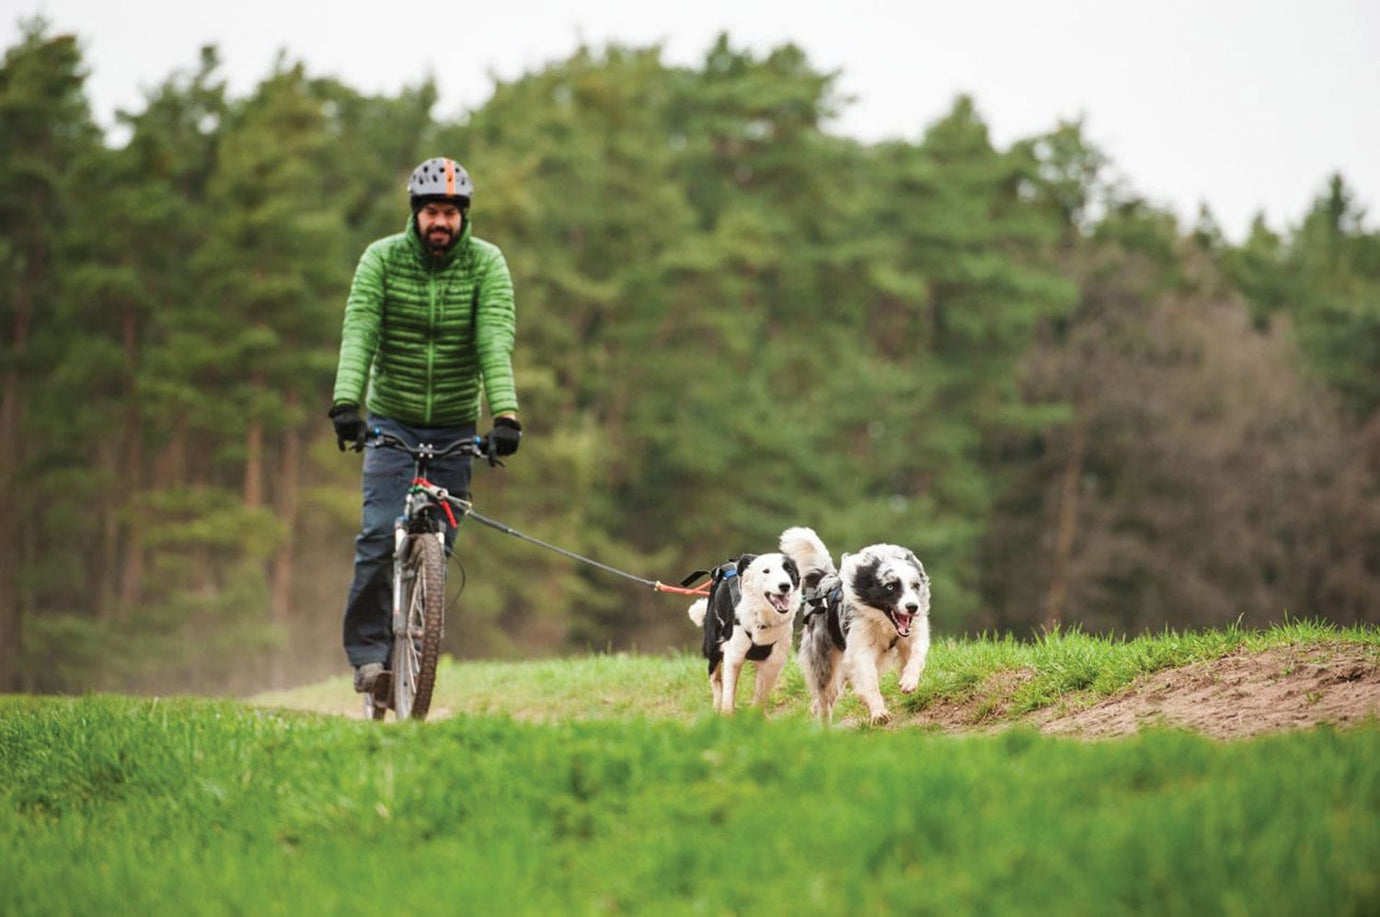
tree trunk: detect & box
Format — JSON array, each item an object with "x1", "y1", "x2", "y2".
[
  {"x1": 0, "y1": 250, "x2": 37, "y2": 689},
  {"x1": 153, "y1": 418, "x2": 189, "y2": 484},
  {"x1": 244, "y1": 419, "x2": 264, "y2": 509},
  {"x1": 95, "y1": 437, "x2": 118, "y2": 620},
  {"x1": 268, "y1": 414, "x2": 302, "y2": 687},
  {"x1": 1044, "y1": 385, "x2": 1090, "y2": 631},
  {"x1": 117, "y1": 372, "x2": 146, "y2": 613},
  {"x1": 0, "y1": 366, "x2": 21, "y2": 690}
]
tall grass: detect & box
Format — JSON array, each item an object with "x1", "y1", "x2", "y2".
[{"x1": 3, "y1": 690, "x2": 1378, "y2": 914}]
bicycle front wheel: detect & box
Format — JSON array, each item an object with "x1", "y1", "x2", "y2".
[{"x1": 392, "y1": 533, "x2": 446, "y2": 720}]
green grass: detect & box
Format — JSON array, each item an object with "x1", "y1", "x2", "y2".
[
  {"x1": 5, "y1": 622, "x2": 1378, "y2": 915},
  {"x1": 2, "y1": 694, "x2": 1378, "y2": 915}
]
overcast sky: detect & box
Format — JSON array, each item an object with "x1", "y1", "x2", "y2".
[{"x1": 7, "y1": 0, "x2": 1378, "y2": 241}]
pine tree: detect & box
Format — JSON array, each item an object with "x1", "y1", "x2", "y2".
[
  {"x1": 185, "y1": 60, "x2": 349, "y2": 686},
  {"x1": 0, "y1": 20, "x2": 102, "y2": 688}
]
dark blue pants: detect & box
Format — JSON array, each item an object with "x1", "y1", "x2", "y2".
[{"x1": 343, "y1": 413, "x2": 475, "y2": 668}]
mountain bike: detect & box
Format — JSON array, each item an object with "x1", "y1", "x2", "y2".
[{"x1": 362, "y1": 430, "x2": 496, "y2": 721}]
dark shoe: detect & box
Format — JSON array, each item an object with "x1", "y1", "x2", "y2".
[
  {"x1": 371, "y1": 669, "x2": 392, "y2": 705},
  {"x1": 353, "y1": 662, "x2": 385, "y2": 694}
]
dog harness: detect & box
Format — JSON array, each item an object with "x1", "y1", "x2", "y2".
[
  {"x1": 718, "y1": 561, "x2": 780, "y2": 661},
  {"x1": 741, "y1": 623, "x2": 785, "y2": 661},
  {"x1": 683, "y1": 558, "x2": 783, "y2": 667},
  {"x1": 681, "y1": 559, "x2": 743, "y2": 607},
  {"x1": 801, "y1": 580, "x2": 848, "y2": 651},
  {"x1": 802, "y1": 578, "x2": 906, "y2": 650}
]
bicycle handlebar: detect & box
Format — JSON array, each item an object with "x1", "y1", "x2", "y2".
[{"x1": 365, "y1": 429, "x2": 499, "y2": 465}]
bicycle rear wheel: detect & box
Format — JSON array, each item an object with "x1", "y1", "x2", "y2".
[{"x1": 391, "y1": 533, "x2": 446, "y2": 720}]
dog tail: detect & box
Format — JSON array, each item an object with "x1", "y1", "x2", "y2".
[
  {"x1": 779, "y1": 526, "x2": 836, "y2": 582},
  {"x1": 687, "y1": 598, "x2": 708, "y2": 627}
]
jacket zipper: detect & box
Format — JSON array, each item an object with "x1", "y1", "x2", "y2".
[{"x1": 425, "y1": 267, "x2": 438, "y2": 425}]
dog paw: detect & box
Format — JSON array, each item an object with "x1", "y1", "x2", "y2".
[
  {"x1": 867, "y1": 709, "x2": 892, "y2": 726},
  {"x1": 900, "y1": 676, "x2": 919, "y2": 693}
]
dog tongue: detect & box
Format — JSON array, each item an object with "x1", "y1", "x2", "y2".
[
  {"x1": 894, "y1": 611, "x2": 913, "y2": 635},
  {"x1": 768, "y1": 593, "x2": 791, "y2": 613}
]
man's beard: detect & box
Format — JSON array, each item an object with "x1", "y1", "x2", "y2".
[{"x1": 424, "y1": 226, "x2": 456, "y2": 254}]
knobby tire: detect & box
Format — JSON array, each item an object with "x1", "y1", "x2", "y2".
[{"x1": 393, "y1": 533, "x2": 446, "y2": 720}]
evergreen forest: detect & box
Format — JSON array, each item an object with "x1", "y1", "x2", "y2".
[{"x1": 3, "y1": 19, "x2": 1377, "y2": 694}]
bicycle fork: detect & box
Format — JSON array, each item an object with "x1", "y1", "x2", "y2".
[
  {"x1": 391, "y1": 520, "x2": 445, "y2": 643},
  {"x1": 391, "y1": 519, "x2": 409, "y2": 641}
]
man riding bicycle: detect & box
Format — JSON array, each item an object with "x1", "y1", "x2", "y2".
[{"x1": 329, "y1": 156, "x2": 522, "y2": 696}]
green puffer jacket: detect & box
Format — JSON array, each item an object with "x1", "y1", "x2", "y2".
[{"x1": 332, "y1": 214, "x2": 518, "y2": 427}]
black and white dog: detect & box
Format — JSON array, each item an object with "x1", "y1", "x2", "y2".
[
  {"x1": 687, "y1": 552, "x2": 801, "y2": 714},
  {"x1": 780, "y1": 527, "x2": 931, "y2": 725}
]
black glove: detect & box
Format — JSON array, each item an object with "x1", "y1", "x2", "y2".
[
  {"x1": 329, "y1": 403, "x2": 366, "y2": 452},
  {"x1": 488, "y1": 416, "x2": 523, "y2": 457}
]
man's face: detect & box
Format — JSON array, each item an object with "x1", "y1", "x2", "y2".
[{"x1": 417, "y1": 201, "x2": 463, "y2": 254}]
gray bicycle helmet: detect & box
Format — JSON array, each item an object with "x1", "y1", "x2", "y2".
[{"x1": 408, "y1": 157, "x2": 474, "y2": 208}]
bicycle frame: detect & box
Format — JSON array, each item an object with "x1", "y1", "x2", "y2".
[{"x1": 390, "y1": 468, "x2": 470, "y2": 654}]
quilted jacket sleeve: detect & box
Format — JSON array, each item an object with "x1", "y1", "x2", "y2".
[
  {"x1": 332, "y1": 242, "x2": 386, "y2": 408},
  {"x1": 473, "y1": 242, "x2": 519, "y2": 417}
]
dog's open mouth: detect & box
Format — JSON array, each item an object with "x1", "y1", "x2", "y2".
[
  {"x1": 890, "y1": 609, "x2": 914, "y2": 637},
  {"x1": 767, "y1": 592, "x2": 794, "y2": 614}
]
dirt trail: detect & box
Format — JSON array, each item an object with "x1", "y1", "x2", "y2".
[
  {"x1": 276, "y1": 642, "x2": 1380, "y2": 739},
  {"x1": 912, "y1": 642, "x2": 1380, "y2": 739}
]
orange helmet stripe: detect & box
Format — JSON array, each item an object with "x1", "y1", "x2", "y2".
[{"x1": 444, "y1": 159, "x2": 456, "y2": 196}]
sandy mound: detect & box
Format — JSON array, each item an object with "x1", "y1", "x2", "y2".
[
  {"x1": 1038, "y1": 643, "x2": 1379, "y2": 739},
  {"x1": 911, "y1": 642, "x2": 1380, "y2": 740}
]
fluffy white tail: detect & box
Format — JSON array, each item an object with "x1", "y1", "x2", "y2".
[
  {"x1": 688, "y1": 598, "x2": 708, "y2": 626},
  {"x1": 779, "y1": 526, "x2": 836, "y2": 577}
]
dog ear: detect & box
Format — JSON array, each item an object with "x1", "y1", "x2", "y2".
[
  {"x1": 903, "y1": 551, "x2": 928, "y2": 581},
  {"x1": 782, "y1": 555, "x2": 800, "y2": 588},
  {"x1": 736, "y1": 553, "x2": 757, "y2": 571}
]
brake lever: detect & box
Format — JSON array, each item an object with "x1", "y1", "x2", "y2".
[{"x1": 478, "y1": 436, "x2": 505, "y2": 467}]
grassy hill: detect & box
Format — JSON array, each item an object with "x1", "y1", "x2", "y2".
[
  {"x1": 3, "y1": 623, "x2": 1378, "y2": 915},
  {"x1": 258, "y1": 620, "x2": 1380, "y2": 737}
]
